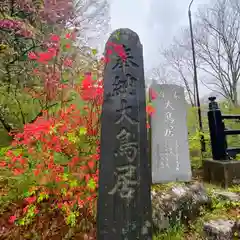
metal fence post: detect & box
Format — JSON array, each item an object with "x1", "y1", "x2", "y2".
[{"x1": 208, "y1": 97, "x2": 227, "y2": 160}]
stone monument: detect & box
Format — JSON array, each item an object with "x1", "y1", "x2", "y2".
[
  {"x1": 150, "y1": 83, "x2": 192, "y2": 184},
  {"x1": 97, "y1": 28, "x2": 152, "y2": 240}
]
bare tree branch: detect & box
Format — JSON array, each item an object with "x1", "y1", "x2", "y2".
[
  {"x1": 194, "y1": 0, "x2": 240, "y2": 105},
  {"x1": 160, "y1": 38, "x2": 196, "y2": 107}
]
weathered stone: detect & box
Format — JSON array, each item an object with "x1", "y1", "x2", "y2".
[
  {"x1": 152, "y1": 182, "x2": 211, "y2": 232},
  {"x1": 203, "y1": 219, "x2": 237, "y2": 240},
  {"x1": 97, "y1": 28, "x2": 152, "y2": 239},
  {"x1": 203, "y1": 159, "x2": 240, "y2": 188},
  {"x1": 214, "y1": 190, "x2": 240, "y2": 202},
  {"x1": 150, "y1": 83, "x2": 192, "y2": 183}
]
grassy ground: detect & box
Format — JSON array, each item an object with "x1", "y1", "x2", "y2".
[
  {"x1": 154, "y1": 196, "x2": 240, "y2": 240},
  {"x1": 0, "y1": 134, "x2": 239, "y2": 239},
  {"x1": 153, "y1": 180, "x2": 240, "y2": 240},
  {"x1": 1, "y1": 162, "x2": 240, "y2": 239}
]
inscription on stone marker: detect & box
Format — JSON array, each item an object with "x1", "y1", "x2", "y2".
[
  {"x1": 108, "y1": 164, "x2": 138, "y2": 200},
  {"x1": 150, "y1": 83, "x2": 192, "y2": 183},
  {"x1": 97, "y1": 28, "x2": 152, "y2": 240}
]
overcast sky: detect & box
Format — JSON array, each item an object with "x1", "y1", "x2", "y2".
[{"x1": 110, "y1": 0, "x2": 211, "y2": 96}]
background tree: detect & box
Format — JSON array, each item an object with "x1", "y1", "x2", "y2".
[
  {"x1": 162, "y1": 33, "x2": 197, "y2": 107},
  {"x1": 73, "y1": 0, "x2": 111, "y2": 49},
  {"x1": 0, "y1": 0, "x2": 110, "y2": 141},
  {"x1": 146, "y1": 65, "x2": 169, "y2": 84},
  {"x1": 0, "y1": 0, "x2": 48, "y2": 134},
  {"x1": 194, "y1": 0, "x2": 240, "y2": 105}
]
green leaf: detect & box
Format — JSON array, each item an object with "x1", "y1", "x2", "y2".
[
  {"x1": 0, "y1": 147, "x2": 9, "y2": 156},
  {"x1": 22, "y1": 54, "x2": 28, "y2": 60},
  {"x1": 37, "y1": 192, "x2": 49, "y2": 203},
  {"x1": 12, "y1": 148, "x2": 23, "y2": 156},
  {"x1": 92, "y1": 49, "x2": 97, "y2": 55},
  {"x1": 23, "y1": 191, "x2": 30, "y2": 198},
  {"x1": 79, "y1": 75, "x2": 85, "y2": 81},
  {"x1": 18, "y1": 219, "x2": 25, "y2": 226},
  {"x1": 92, "y1": 75, "x2": 96, "y2": 80},
  {"x1": 64, "y1": 166, "x2": 69, "y2": 173},
  {"x1": 61, "y1": 79, "x2": 68, "y2": 83},
  {"x1": 66, "y1": 211, "x2": 77, "y2": 227},
  {"x1": 87, "y1": 178, "x2": 96, "y2": 190},
  {"x1": 69, "y1": 180, "x2": 78, "y2": 188},
  {"x1": 63, "y1": 173, "x2": 69, "y2": 181},
  {"x1": 61, "y1": 188, "x2": 67, "y2": 196},
  {"x1": 23, "y1": 189, "x2": 36, "y2": 197},
  {"x1": 79, "y1": 127, "x2": 87, "y2": 135},
  {"x1": 70, "y1": 92, "x2": 77, "y2": 100},
  {"x1": 67, "y1": 132, "x2": 77, "y2": 143}
]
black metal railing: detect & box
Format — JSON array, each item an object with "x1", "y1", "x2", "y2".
[{"x1": 208, "y1": 96, "x2": 240, "y2": 160}]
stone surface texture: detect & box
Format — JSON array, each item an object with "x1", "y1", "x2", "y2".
[
  {"x1": 151, "y1": 182, "x2": 211, "y2": 232},
  {"x1": 150, "y1": 83, "x2": 192, "y2": 183},
  {"x1": 203, "y1": 219, "x2": 240, "y2": 240},
  {"x1": 97, "y1": 28, "x2": 152, "y2": 240},
  {"x1": 214, "y1": 190, "x2": 240, "y2": 202},
  {"x1": 203, "y1": 159, "x2": 240, "y2": 188}
]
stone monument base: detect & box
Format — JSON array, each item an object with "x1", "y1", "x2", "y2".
[{"x1": 203, "y1": 159, "x2": 240, "y2": 188}]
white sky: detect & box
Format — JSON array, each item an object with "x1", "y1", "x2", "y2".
[{"x1": 110, "y1": 0, "x2": 211, "y2": 96}]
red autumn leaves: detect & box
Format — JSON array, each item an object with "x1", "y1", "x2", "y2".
[
  {"x1": 146, "y1": 88, "x2": 157, "y2": 128},
  {"x1": 80, "y1": 73, "x2": 103, "y2": 104},
  {"x1": 28, "y1": 33, "x2": 74, "y2": 64},
  {"x1": 3, "y1": 31, "x2": 158, "y2": 227},
  {"x1": 102, "y1": 41, "x2": 127, "y2": 63},
  {"x1": 3, "y1": 32, "x2": 102, "y2": 225}
]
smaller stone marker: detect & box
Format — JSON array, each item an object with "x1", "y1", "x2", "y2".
[
  {"x1": 150, "y1": 83, "x2": 192, "y2": 184},
  {"x1": 97, "y1": 28, "x2": 152, "y2": 239}
]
